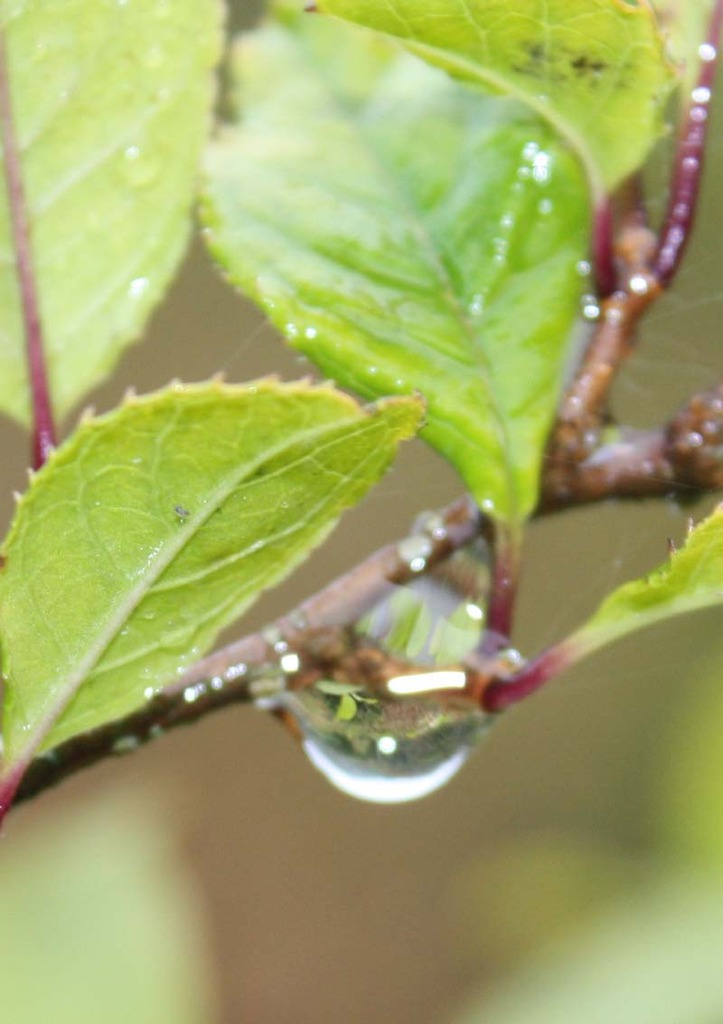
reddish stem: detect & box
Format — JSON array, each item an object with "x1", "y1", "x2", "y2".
[
  {"x1": 654, "y1": 0, "x2": 723, "y2": 287},
  {"x1": 482, "y1": 641, "x2": 575, "y2": 713},
  {"x1": 0, "y1": 33, "x2": 56, "y2": 468},
  {"x1": 0, "y1": 766, "x2": 24, "y2": 829},
  {"x1": 592, "y1": 198, "x2": 617, "y2": 298},
  {"x1": 483, "y1": 524, "x2": 519, "y2": 647}
]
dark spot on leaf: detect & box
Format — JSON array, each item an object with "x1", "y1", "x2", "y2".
[
  {"x1": 0, "y1": 553, "x2": 6, "y2": 569},
  {"x1": 571, "y1": 55, "x2": 608, "y2": 79},
  {"x1": 174, "y1": 505, "x2": 190, "y2": 521}
]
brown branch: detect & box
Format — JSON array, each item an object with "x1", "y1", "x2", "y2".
[
  {"x1": 540, "y1": 381, "x2": 723, "y2": 511},
  {"x1": 14, "y1": 497, "x2": 486, "y2": 807}
]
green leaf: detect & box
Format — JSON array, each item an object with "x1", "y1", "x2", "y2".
[
  {"x1": 570, "y1": 505, "x2": 723, "y2": 662},
  {"x1": 0, "y1": 380, "x2": 422, "y2": 764},
  {"x1": 654, "y1": 1, "x2": 714, "y2": 89},
  {"x1": 0, "y1": 0, "x2": 221, "y2": 425},
  {"x1": 202, "y1": 15, "x2": 590, "y2": 522},
  {"x1": 0, "y1": 793, "x2": 218, "y2": 1024},
  {"x1": 454, "y1": 875, "x2": 723, "y2": 1024},
  {"x1": 316, "y1": 0, "x2": 677, "y2": 194}
]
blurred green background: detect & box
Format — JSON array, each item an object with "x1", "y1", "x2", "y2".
[{"x1": 2, "y1": 2, "x2": 723, "y2": 1021}]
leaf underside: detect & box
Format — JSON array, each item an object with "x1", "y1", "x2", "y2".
[
  {"x1": 0, "y1": 380, "x2": 422, "y2": 762},
  {"x1": 0, "y1": 0, "x2": 221, "y2": 424},
  {"x1": 202, "y1": 13, "x2": 590, "y2": 522},
  {"x1": 316, "y1": 0, "x2": 677, "y2": 194}
]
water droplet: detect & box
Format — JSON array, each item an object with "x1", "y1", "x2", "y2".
[
  {"x1": 122, "y1": 145, "x2": 160, "y2": 188},
  {"x1": 129, "y1": 276, "x2": 149, "y2": 299},
  {"x1": 628, "y1": 274, "x2": 649, "y2": 295},
  {"x1": 699, "y1": 42, "x2": 717, "y2": 63},
  {"x1": 280, "y1": 652, "x2": 301, "y2": 673},
  {"x1": 210, "y1": 675, "x2": 225, "y2": 691},
  {"x1": 692, "y1": 86, "x2": 711, "y2": 104},
  {"x1": 576, "y1": 260, "x2": 592, "y2": 278},
  {"x1": 276, "y1": 681, "x2": 491, "y2": 804},
  {"x1": 184, "y1": 682, "x2": 207, "y2": 703},
  {"x1": 398, "y1": 534, "x2": 433, "y2": 573},
  {"x1": 304, "y1": 326, "x2": 318, "y2": 339},
  {"x1": 687, "y1": 430, "x2": 704, "y2": 448},
  {"x1": 224, "y1": 662, "x2": 247, "y2": 682},
  {"x1": 531, "y1": 150, "x2": 552, "y2": 183},
  {"x1": 113, "y1": 735, "x2": 141, "y2": 754}
]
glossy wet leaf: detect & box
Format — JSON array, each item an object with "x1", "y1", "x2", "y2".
[
  {"x1": 0, "y1": 794, "x2": 217, "y2": 1024},
  {"x1": 202, "y1": 14, "x2": 590, "y2": 522},
  {"x1": 0, "y1": 380, "x2": 421, "y2": 764},
  {"x1": 316, "y1": 0, "x2": 677, "y2": 194},
  {"x1": 571, "y1": 505, "x2": 723, "y2": 661},
  {"x1": 0, "y1": 0, "x2": 221, "y2": 424}
]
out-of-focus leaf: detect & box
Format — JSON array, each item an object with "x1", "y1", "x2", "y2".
[
  {"x1": 654, "y1": 0, "x2": 715, "y2": 88},
  {"x1": 0, "y1": 380, "x2": 421, "y2": 765},
  {"x1": 202, "y1": 13, "x2": 590, "y2": 522},
  {"x1": 448, "y1": 835, "x2": 645, "y2": 967},
  {"x1": 454, "y1": 875, "x2": 723, "y2": 1024},
  {"x1": 316, "y1": 0, "x2": 676, "y2": 194},
  {"x1": 0, "y1": 0, "x2": 220, "y2": 424},
  {"x1": 661, "y1": 643, "x2": 723, "y2": 870},
  {"x1": 0, "y1": 793, "x2": 217, "y2": 1024}
]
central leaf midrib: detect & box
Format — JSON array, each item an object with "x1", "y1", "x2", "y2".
[
  {"x1": 12, "y1": 405, "x2": 371, "y2": 767},
  {"x1": 291, "y1": 28, "x2": 518, "y2": 510}
]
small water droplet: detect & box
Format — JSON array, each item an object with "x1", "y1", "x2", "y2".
[
  {"x1": 280, "y1": 652, "x2": 301, "y2": 673},
  {"x1": 122, "y1": 145, "x2": 160, "y2": 188},
  {"x1": 224, "y1": 662, "x2": 247, "y2": 682},
  {"x1": 692, "y1": 86, "x2": 711, "y2": 104},
  {"x1": 304, "y1": 326, "x2": 318, "y2": 339},
  {"x1": 113, "y1": 735, "x2": 141, "y2": 754},
  {"x1": 398, "y1": 534, "x2": 433, "y2": 573},
  {"x1": 628, "y1": 274, "x2": 649, "y2": 295},
  {"x1": 687, "y1": 431, "x2": 704, "y2": 448},
  {"x1": 699, "y1": 42, "x2": 717, "y2": 63},
  {"x1": 576, "y1": 260, "x2": 592, "y2": 278},
  {"x1": 276, "y1": 681, "x2": 490, "y2": 804},
  {"x1": 129, "y1": 276, "x2": 149, "y2": 299},
  {"x1": 184, "y1": 682, "x2": 207, "y2": 703}
]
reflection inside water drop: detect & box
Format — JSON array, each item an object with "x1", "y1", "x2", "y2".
[
  {"x1": 276, "y1": 680, "x2": 491, "y2": 804},
  {"x1": 270, "y1": 536, "x2": 495, "y2": 803}
]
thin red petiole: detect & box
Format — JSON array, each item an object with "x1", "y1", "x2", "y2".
[
  {"x1": 483, "y1": 524, "x2": 519, "y2": 649},
  {"x1": 481, "y1": 641, "x2": 574, "y2": 713},
  {"x1": 592, "y1": 198, "x2": 617, "y2": 298},
  {"x1": 0, "y1": 33, "x2": 56, "y2": 468},
  {"x1": 654, "y1": 0, "x2": 723, "y2": 288}
]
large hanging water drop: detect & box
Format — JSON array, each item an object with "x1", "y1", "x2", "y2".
[
  {"x1": 270, "y1": 535, "x2": 496, "y2": 803},
  {"x1": 276, "y1": 679, "x2": 491, "y2": 804}
]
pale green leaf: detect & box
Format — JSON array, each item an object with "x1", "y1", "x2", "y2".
[
  {"x1": 0, "y1": 793, "x2": 218, "y2": 1024},
  {"x1": 202, "y1": 15, "x2": 590, "y2": 522},
  {"x1": 660, "y1": 642, "x2": 723, "y2": 870},
  {"x1": 0, "y1": 380, "x2": 422, "y2": 763},
  {"x1": 0, "y1": 0, "x2": 221, "y2": 424},
  {"x1": 455, "y1": 875, "x2": 723, "y2": 1024},
  {"x1": 316, "y1": 0, "x2": 677, "y2": 194},
  {"x1": 654, "y1": 0, "x2": 715, "y2": 89},
  {"x1": 571, "y1": 505, "x2": 723, "y2": 662}
]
